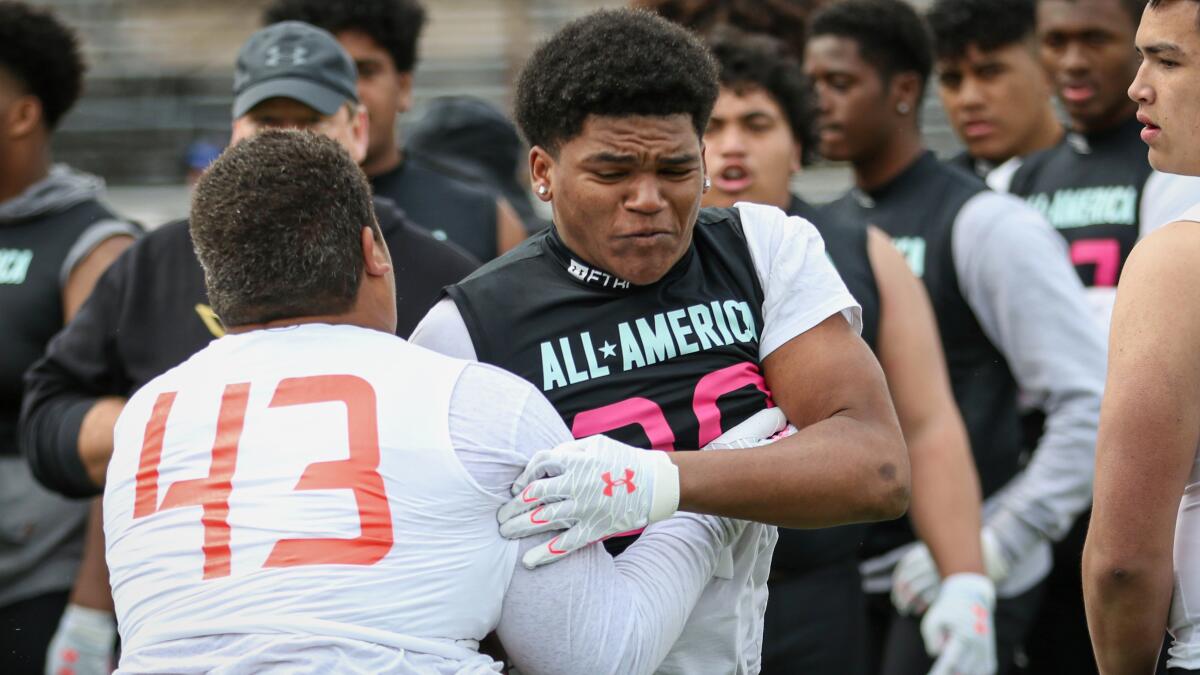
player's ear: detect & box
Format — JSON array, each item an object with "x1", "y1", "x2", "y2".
[
  {"x1": 361, "y1": 223, "x2": 392, "y2": 278},
  {"x1": 530, "y1": 146, "x2": 554, "y2": 202}
]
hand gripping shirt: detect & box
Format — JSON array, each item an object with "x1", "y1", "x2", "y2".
[{"x1": 414, "y1": 203, "x2": 860, "y2": 674}]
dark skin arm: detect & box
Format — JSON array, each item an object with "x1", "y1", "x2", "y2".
[
  {"x1": 1083, "y1": 221, "x2": 1200, "y2": 674},
  {"x1": 869, "y1": 227, "x2": 984, "y2": 577},
  {"x1": 671, "y1": 312, "x2": 909, "y2": 527},
  {"x1": 496, "y1": 199, "x2": 528, "y2": 254}
]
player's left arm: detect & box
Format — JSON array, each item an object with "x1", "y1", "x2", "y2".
[{"x1": 1084, "y1": 221, "x2": 1200, "y2": 673}]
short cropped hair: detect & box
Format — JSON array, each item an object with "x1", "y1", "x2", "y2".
[
  {"x1": 634, "y1": 0, "x2": 819, "y2": 61},
  {"x1": 809, "y1": 0, "x2": 933, "y2": 96},
  {"x1": 514, "y1": 8, "x2": 719, "y2": 154},
  {"x1": 928, "y1": 0, "x2": 1037, "y2": 61},
  {"x1": 262, "y1": 0, "x2": 426, "y2": 73},
  {"x1": 191, "y1": 130, "x2": 379, "y2": 327},
  {"x1": 1148, "y1": 0, "x2": 1200, "y2": 26},
  {"x1": 707, "y1": 27, "x2": 817, "y2": 165},
  {"x1": 1036, "y1": 0, "x2": 1147, "y2": 24},
  {"x1": 0, "y1": 1, "x2": 84, "y2": 130}
]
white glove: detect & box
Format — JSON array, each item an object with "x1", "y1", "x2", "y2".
[
  {"x1": 498, "y1": 435, "x2": 680, "y2": 569},
  {"x1": 923, "y1": 573, "x2": 997, "y2": 675},
  {"x1": 45, "y1": 604, "x2": 116, "y2": 675},
  {"x1": 891, "y1": 528, "x2": 1012, "y2": 616}
]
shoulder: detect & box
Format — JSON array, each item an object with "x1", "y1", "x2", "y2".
[{"x1": 454, "y1": 230, "x2": 547, "y2": 287}]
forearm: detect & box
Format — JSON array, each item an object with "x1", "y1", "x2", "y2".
[
  {"x1": 21, "y1": 393, "x2": 105, "y2": 497},
  {"x1": 69, "y1": 500, "x2": 114, "y2": 612},
  {"x1": 1083, "y1": 544, "x2": 1171, "y2": 674},
  {"x1": 671, "y1": 412, "x2": 908, "y2": 528},
  {"x1": 498, "y1": 513, "x2": 739, "y2": 675},
  {"x1": 906, "y1": 419, "x2": 984, "y2": 577},
  {"x1": 78, "y1": 397, "x2": 125, "y2": 487}
]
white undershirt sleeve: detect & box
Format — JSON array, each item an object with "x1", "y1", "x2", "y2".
[
  {"x1": 734, "y1": 202, "x2": 861, "y2": 361},
  {"x1": 446, "y1": 364, "x2": 738, "y2": 675},
  {"x1": 410, "y1": 298, "x2": 479, "y2": 360}
]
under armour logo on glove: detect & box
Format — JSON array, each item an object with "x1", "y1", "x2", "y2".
[
  {"x1": 498, "y1": 436, "x2": 679, "y2": 569},
  {"x1": 602, "y1": 468, "x2": 636, "y2": 496}
]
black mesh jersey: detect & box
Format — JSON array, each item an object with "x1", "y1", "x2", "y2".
[
  {"x1": 448, "y1": 208, "x2": 778, "y2": 553},
  {"x1": 0, "y1": 199, "x2": 119, "y2": 455},
  {"x1": 824, "y1": 152, "x2": 1024, "y2": 556},
  {"x1": 1008, "y1": 117, "x2": 1152, "y2": 289}
]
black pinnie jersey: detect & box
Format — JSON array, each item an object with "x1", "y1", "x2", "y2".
[
  {"x1": 0, "y1": 199, "x2": 127, "y2": 455},
  {"x1": 789, "y1": 196, "x2": 879, "y2": 351},
  {"x1": 450, "y1": 210, "x2": 769, "y2": 453},
  {"x1": 824, "y1": 152, "x2": 1025, "y2": 556},
  {"x1": 1008, "y1": 117, "x2": 1163, "y2": 290},
  {"x1": 447, "y1": 205, "x2": 856, "y2": 552}
]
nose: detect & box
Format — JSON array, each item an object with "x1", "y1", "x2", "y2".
[
  {"x1": 1128, "y1": 61, "x2": 1155, "y2": 105},
  {"x1": 957, "y1": 75, "x2": 986, "y2": 110},
  {"x1": 1062, "y1": 42, "x2": 1090, "y2": 76},
  {"x1": 716, "y1": 125, "x2": 748, "y2": 157},
  {"x1": 624, "y1": 173, "x2": 668, "y2": 215},
  {"x1": 811, "y1": 81, "x2": 835, "y2": 116}
]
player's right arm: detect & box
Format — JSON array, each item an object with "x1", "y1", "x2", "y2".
[
  {"x1": 1083, "y1": 220, "x2": 1200, "y2": 673},
  {"x1": 21, "y1": 249, "x2": 132, "y2": 497}
]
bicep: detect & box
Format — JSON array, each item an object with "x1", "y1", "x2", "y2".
[
  {"x1": 868, "y1": 227, "x2": 958, "y2": 436},
  {"x1": 762, "y1": 312, "x2": 895, "y2": 431},
  {"x1": 62, "y1": 235, "x2": 135, "y2": 322},
  {"x1": 1094, "y1": 225, "x2": 1200, "y2": 547}
]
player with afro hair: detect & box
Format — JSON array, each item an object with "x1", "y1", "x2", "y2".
[{"x1": 0, "y1": 0, "x2": 85, "y2": 130}]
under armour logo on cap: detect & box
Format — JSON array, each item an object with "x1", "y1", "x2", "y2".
[{"x1": 232, "y1": 21, "x2": 358, "y2": 119}]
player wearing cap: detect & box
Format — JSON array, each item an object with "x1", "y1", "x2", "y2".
[
  {"x1": 104, "y1": 128, "x2": 745, "y2": 674},
  {"x1": 261, "y1": 0, "x2": 527, "y2": 262},
  {"x1": 0, "y1": 3, "x2": 139, "y2": 672},
  {"x1": 804, "y1": 1, "x2": 1106, "y2": 672},
  {"x1": 1084, "y1": 1, "x2": 1200, "y2": 672},
  {"x1": 21, "y1": 21, "x2": 476, "y2": 499},
  {"x1": 927, "y1": 0, "x2": 1064, "y2": 187},
  {"x1": 699, "y1": 28, "x2": 991, "y2": 675},
  {"x1": 413, "y1": 10, "x2": 910, "y2": 674}
]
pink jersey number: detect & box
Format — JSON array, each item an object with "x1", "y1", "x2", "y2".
[{"x1": 1070, "y1": 238, "x2": 1120, "y2": 287}]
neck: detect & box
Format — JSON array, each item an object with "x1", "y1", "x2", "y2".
[
  {"x1": 1016, "y1": 107, "x2": 1065, "y2": 158},
  {"x1": 852, "y1": 128, "x2": 924, "y2": 192},
  {"x1": 0, "y1": 141, "x2": 50, "y2": 205},
  {"x1": 361, "y1": 137, "x2": 402, "y2": 178},
  {"x1": 1072, "y1": 100, "x2": 1138, "y2": 136},
  {"x1": 227, "y1": 314, "x2": 391, "y2": 335}
]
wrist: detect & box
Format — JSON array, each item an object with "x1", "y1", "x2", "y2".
[
  {"x1": 940, "y1": 572, "x2": 996, "y2": 611},
  {"x1": 59, "y1": 604, "x2": 117, "y2": 649},
  {"x1": 647, "y1": 450, "x2": 680, "y2": 523}
]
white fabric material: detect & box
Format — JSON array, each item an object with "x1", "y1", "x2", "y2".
[
  {"x1": 923, "y1": 573, "x2": 997, "y2": 675},
  {"x1": 45, "y1": 604, "x2": 116, "y2": 675},
  {"x1": 106, "y1": 324, "x2": 511, "y2": 664},
  {"x1": 1167, "y1": 203, "x2": 1200, "y2": 669},
  {"x1": 983, "y1": 156, "x2": 1023, "y2": 194},
  {"x1": 733, "y1": 201, "x2": 862, "y2": 354},
  {"x1": 106, "y1": 324, "x2": 738, "y2": 675}
]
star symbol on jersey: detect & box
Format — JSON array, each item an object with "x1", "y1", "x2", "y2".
[{"x1": 599, "y1": 341, "x2": 617, "y2": 359}]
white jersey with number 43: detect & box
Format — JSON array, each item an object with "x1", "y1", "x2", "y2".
[{"x1": 103, "y1": 323, "x2": 513, "y2": 668}]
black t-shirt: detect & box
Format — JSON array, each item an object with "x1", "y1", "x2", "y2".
[
  {"x1": 0, "y1": 199, "x2": 122, "y2": 456},
  {"x1": 449, "y1": 209, "x2": 777, "y2": 554},
  {"x1": 20, "y1": 196, "x2": 478, "y2": 496},
  {"x1": 824, "y1": 152, "x2": 1025, "y2": 556},
  {"x1": 370, "y1": 156, "x2": 499, "y2": 262}
]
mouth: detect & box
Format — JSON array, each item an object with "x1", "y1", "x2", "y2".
[
  {"x1": 962, "y1": 119, "x2": 997, "y2": 140},
  {"x1": 1138, "y1": 112, "x2": 1162, "y2": 143},
  {"x1": 713, "y1": 165, "x2": 754, "y2": 194},
  {"x1": 1060, "y1": 82, "x2": 1097, "y2": 105}
]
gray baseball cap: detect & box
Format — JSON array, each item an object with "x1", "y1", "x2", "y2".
[{"x1": 232, "y1": 21, "x2": 358, "y2": 119}]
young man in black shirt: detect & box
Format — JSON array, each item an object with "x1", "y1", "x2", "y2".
[
  {"x1": 412, "y1": 9, "x2": 910, "y2": 673},
  {"x1": 262, "y1": 0, "x2": 527, "y2": 262},
  {"x1": 700, "y1": 28, "x2": 990, "y2": 675},
  {"x1": 805, "y1": 1, "x2": 1105, "y2": 672},
  {"x1": 927, "y1": 0, "x2": 1065, "y2": 185},
  {"x1": 0, "y1": 3, "x2": 139, "y2": 672},
  {"x1": 20, "y1": 21, "x2": 476, "y2": 500}
]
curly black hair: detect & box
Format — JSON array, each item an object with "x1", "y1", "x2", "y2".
[
  {"x1": 706, "y1": 27, "x2": 817, "y2": 165},
  {"x1": 927, "y1": 0, "x2": 1036, "y2": 61},
  {"x1": 633, "y1": 0, "x2": 822, "y2": 61},
  {"x1": 809, "y1": 0, "x2": 933, "y2": 95},
  {"x1": 515, "y1": 8, "x2": 719, "y2": 154},
  {"x1": 262, "y1": 0, "x2": 426, "y2": 73},
  {"x1": 0, "y1": 1, "x2": 84, "y2": 130}
]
